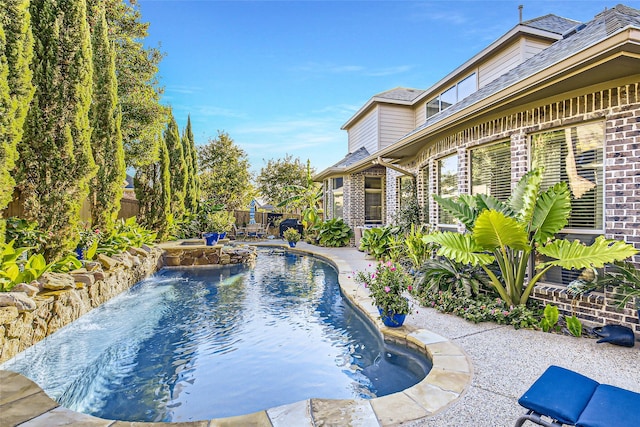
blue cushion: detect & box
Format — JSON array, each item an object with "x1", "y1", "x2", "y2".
[
  {"x1": 518, "y1": 365, "x2": 599, "y2": 424},
  {"x1": 577, "y1": 384, "x2": 640, "y2": 427}
]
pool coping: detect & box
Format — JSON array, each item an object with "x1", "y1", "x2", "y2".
[{"x1": 0, "y1": 243, "x2": 473, "y2": 427}]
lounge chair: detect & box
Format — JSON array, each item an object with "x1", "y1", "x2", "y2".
[{"x1": 515, "y1": 365, "x2": 640, "y2": 427}]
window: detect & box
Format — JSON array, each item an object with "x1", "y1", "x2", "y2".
[
  {"x1": 332, "y1": 177, "x2": 343, "y2": 190},
  {"x1": 365, "y1": 176, "x2": 382, "y2": 224},
  {"x1": 398, "y1": 176, "x2": 415, "y2": 210},
  {"x1": 470, "y1": 141, "x2": 511, "y2": 201},
  {"x1": 426, "y1": 73, "x2": 477, "y2": 119},
  {"x1": 332, "y1": 177, "x2": 344, "y2": 219},
  {"x1": 421, "y1": 166, "x2": 430, "y2": 222},
  {"x1": 531, "y1": 122, "x2": 604, "y2": 286},
  {"x1": 531, "y1": 122, "x2": 604, "y2": 230},
  {"x1": 438, "y1": 154, "x2": 458, "y2": 226}
]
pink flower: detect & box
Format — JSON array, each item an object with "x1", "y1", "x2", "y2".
[
  {"x1": 384, "y1": 286, "x2": 391, "y2": 293},
  {"x1": 407, "y1": 285, "x2": 413, "y2": 291},
  {"x1": 390, "y1": 266, "x2": 396, "y2": 271},
  {"x1": 386, "y1": 261, "x2": 392, "y2": 267},
  {"x1": 371, "y1": 274, "x2": 377, "y2": 279},
  {"x1": 503, "y1": 311, "x2": 509, "y2": 316}
]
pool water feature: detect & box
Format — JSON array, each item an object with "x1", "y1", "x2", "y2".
[{"x1": 1, "y1": 249, "x2": 431, "y2": 422}]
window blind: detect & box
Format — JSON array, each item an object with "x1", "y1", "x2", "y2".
[
  {"x1": 531, "y1": 122, "x2": 604, "y2": 230},
  {"x1": 470, "y1": 142, "x2": 511, "y2": 201},
  {"x1": 438, "y1": 155, "x2": 458, "y2": 225}
]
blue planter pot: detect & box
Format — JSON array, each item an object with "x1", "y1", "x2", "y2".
[
  {"x1": 74, "y1": 246, "x2": 85, "y2": 260},
  {"x1": 378, "y1": 307, "x2": 406, "y2": 327},
  {"x1": 288, "y1": 241, "x2": 297, "y2": 248},
  {"x1": 203, "y1": 232, "x2": 219, "y2": 246},
  {"x1": 219, "y1": 232, "x2": 227, "y2": 240}
]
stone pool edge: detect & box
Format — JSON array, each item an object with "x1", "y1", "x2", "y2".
[{"x1": 0, "y1": 243, "x2": 473, "y2": 427}]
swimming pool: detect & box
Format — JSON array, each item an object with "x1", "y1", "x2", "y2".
[{"x1": 1, "y1": 249, "x2": 430, "y2": 422}]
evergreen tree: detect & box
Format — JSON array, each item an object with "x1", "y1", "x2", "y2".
[
  {"x1": 164, "y1": 109, "x2": 186, "y2": 220},
  {"x1": 182, "y1": 115, "x2": 199, "y2": 213},
  {"x1": 135, "y1": 132, "x2": 171, "y2": 240},
  {"x1": 0, "y1": 0, "x2": 34, "y2": 241},
  {"x1": 18, "y1": 0, "x2": 97, "y2": 259},
  {"x1": 88, "y1": 2, "x2": 126, "y2": 233},
  {"x1": 103, "y1": 0, "x2": 165, "y2": 169},
  {"x1": 198, "y1": 131, "x2": 253, "y2": 210}
]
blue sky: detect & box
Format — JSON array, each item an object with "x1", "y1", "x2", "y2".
[{"x1": 138, "y1": 0, "x2": 639, "y2": 175}]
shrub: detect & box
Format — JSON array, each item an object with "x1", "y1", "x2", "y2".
[
  {"x1": 417, "y1": 289, "x2": 542, "y2": 329},
  {"x1": 316, "y1": 218, "x2": 352, "y2": 247}
]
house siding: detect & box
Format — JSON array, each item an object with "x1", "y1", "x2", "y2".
[
  {"x1": 414, "y1": 101, "x2": 427, "y2": 129},
  {"x1": 478, "y1": 39, "x2": 522, "y2": 88},
  {"x1": 348, "y1": 107, "x2": 378, "y2": 154},
  {"x1": 379, "y1": 105, "x2": 415, "y2": 149}
]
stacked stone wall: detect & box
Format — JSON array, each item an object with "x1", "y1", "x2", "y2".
[{"x1": 0, "y1": 243, "x2": 258, "y2": 363}]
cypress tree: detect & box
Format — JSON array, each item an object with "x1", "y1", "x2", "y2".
[
  {"x1": 88, "y1": 3, "x2": 125, "y2": 233},
  {"x1": 182, "y1": 115, "x2": 198, "y2": 213},
  {"x1": 164, "y1": 109, "x2": 186, "y2": 221},
  {"x1": 18, "y1": 0, "x2": 97, "y2": 259},
  {"x1": 135, "y1": 132, "x2": 170, "y2": 240},
  {"x1": 0, "y1": 0, "x2": 34, "y2": 241}
]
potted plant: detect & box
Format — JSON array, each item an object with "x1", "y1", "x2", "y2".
[
  {"x1": 283, "y1": 227, "x2": 301, "y2": 248},
  {"x1": 355, "y1": 261, "x2": 413, "y2": 327}
]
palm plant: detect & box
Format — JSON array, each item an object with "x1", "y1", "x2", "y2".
[
  {"x1": 276, "y1": 160, "x2": 322, "y2": 229},
  {"x1": 425, "y1": 168, "x2": 637, "y2": 306}
]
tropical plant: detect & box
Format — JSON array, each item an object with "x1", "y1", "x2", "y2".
[
  {"x1": 404, "y1": 224, "x2": 435, "y2": 268},
  {"x1": 565, "y1": 315, "x2": 582, "y2": 337},
  {"x1": 316, "y1": 218, "x2": 352, "y2": 247},
  {"x1": 354, "y1": 261, "x2": 412, "y2": 317},
  {"x1": 413, "y1": 257, "x2": 486, "y2": 298},
  {"x1": 5, "y1": 218, "x2": 48, "y2": 254},
  {"x1": 276, "y1": 160, "x2": 322, "y2": 230},
  {"x1": 540, "y1": 304, "x2": 560, "y2": 332},
  {"x1": 96, "y1": 217, "x2": 156, "y2": 256},
  {"x1": 358, "y1": 226, "x2": 399, "y2": 260},
  {"x1": 0, "y1": 241, "x2": 80, "y2": 291},
  {"x1": 597, "y1": 261, "x2": 640, "y2": 309},
  {"x1": 425, "y1": 168, "x2": 638, "y2": 306},
  {"x1": 283, "y1": 227, "x2": 301, "y2": 243}
]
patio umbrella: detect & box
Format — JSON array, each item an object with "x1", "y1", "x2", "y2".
[{"x1": 249, "y1": 200, "x2": 256, "y2": 224}]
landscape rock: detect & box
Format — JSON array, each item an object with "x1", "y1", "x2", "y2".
[
  {"x1": 97, "y1": 254, "x2": 120, "y2": 270},
  {"x1": 38, "y1": 272, "x2": 75, "y2": 290},
  {"x1": 0, "y1": 292, "x2": 37, "y2": 312},
  {"x1": 0, "y1": 306, "x2": 19, "y2": 323},
  {"x1": 12, "y1": 283, "x2": 39, "y2": 297}
]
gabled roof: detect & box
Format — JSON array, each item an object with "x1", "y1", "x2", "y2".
[
  {"x1": 522, "y1": 14, "x2": 580, "y2": 34},
  {"x1": 334, "y1": 3, "x2": 640, "y2": 173},
  {"x1": 341, "y1": 87, "x2": 424, "y2": 130},
  {"x1": 314, "y1": 147, "x2": 370, "y2": 180},
  {"x1": 402, "y1": 4, "x2": 640, "y2": 140}
]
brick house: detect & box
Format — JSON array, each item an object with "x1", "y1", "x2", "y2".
[{"x1": 316, "y1": 4, "x2": 640, "y2": 331}]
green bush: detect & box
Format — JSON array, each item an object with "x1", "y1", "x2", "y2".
[
  {"x1": 317, "y1": 218, "x2": 353, "y2": 247},
  {"x1": 417, "y1": 289, "x2": 542, "y2": 329},
  {"x1": 359, "y1": 226, "x2": 400, "y2": 260},
  {"x1": 413, "y1": 257, "x2": 487, "y2": 298},
  {"x1": 5, "y1": 217, "x2": 48, "y2": 255}
]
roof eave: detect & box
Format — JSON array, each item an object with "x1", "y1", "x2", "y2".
[
  {"x1": 342, "y1": 27, "x2": 640, "y2": 173},
  {"x1": 413, "y1": 24, "x2": 567, "y2": 105}
]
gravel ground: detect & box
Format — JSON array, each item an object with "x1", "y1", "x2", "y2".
[{"x1": 402, "y1": 306, "x2": 640, "y2": 427}]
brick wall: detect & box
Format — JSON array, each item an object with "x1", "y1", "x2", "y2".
[{"x1": 361, "y1": 81, "x2": 640, "y2": 331}]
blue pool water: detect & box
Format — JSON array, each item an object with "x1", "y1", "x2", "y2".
[{"x1": 1, "y1": 249, "x2": 430, "y2": 422}]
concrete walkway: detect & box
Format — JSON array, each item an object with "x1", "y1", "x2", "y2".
[
  {"x1": 303, "y1": 243, "x2": 640, "y2": 427},
  {"x1": 1, "y1": 241, "x2": 638, "y2": 427}
]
